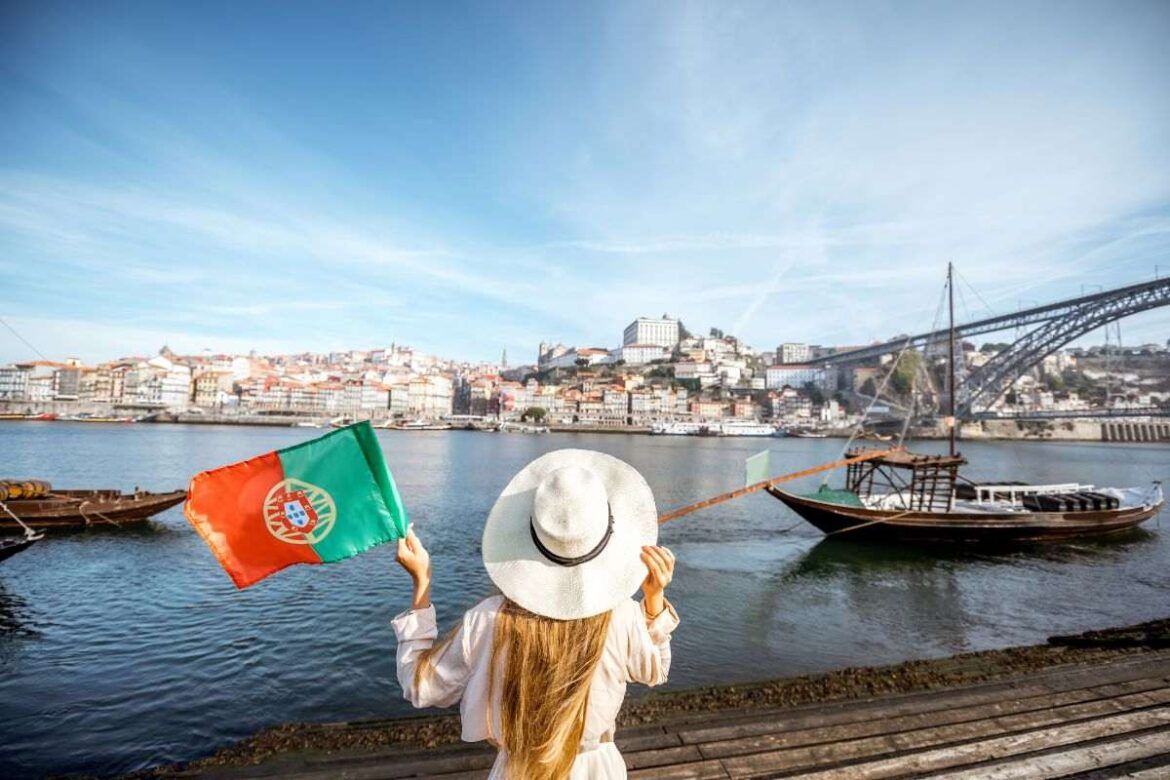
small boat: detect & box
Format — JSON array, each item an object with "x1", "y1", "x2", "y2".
[
  {"x1": 292, "y1": 421, "x2": 323, "y2": 428},
  {"x1": 787, "y1": 429, "x2": 828, "y2": 438},
  {"x1": 0, "y1": 479, "x2": 185, "y2": 535},
  {"x1": 498, "y1": 421, "x2": 549, "y2": 434},
  {"x1": 650, "y1": 421, "x2": 703, "y2": 435},
  {"x1": 389, "y1": 420, "x2": 453, "y2": 431},
  {"x1": 60, "y1": 413, "x2": 133, "y2": 423},
  {"x1": 717, "y1": 421, "x2": 777, "y2": 437}
]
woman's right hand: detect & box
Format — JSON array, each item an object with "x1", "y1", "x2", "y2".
[
  {"x1": 640, "y1": 545, "x2": 675, "y2": 619},
  {"x1": 396, "y1": 528, "x2": 432, "y2": 609}
]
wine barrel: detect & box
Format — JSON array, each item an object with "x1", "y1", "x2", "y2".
[{"x1": 0, "y1": 479, "x2": 52, "y2": 500}]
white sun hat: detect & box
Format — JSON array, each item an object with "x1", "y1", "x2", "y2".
[{"x1": 482, "y1": 449, "x2": 659, "y2": 620}]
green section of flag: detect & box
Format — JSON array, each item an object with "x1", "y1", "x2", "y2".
[
  {"x1": 351, "y1": 419, "x2": 409, "y2": 536},
  {"x1": 276, "y1": 422, "x2": 408, "y2": 563},
  {"x1": 745, "y1": 449, "x2": 771, "y2": 486}
]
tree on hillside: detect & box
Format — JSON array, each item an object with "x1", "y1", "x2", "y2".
[
  {"x1": 889, "y1": 351, "x2": 922, "y2": 396},
  {"x1": 803, "y1": 382, "x2": 825, "y2": 406},
  {"x1": 521, "y1": 406, "x2": 547, "y2": 422},
  {"x1": 678, "y1": 321, "x2": 693, "y2": 340}
]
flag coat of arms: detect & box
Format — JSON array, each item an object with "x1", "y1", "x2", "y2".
[{"x1": 184, "y1": 422, "x2": 408, "y2": 588}]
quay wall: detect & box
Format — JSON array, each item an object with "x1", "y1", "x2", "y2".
[{"x1": 3, "y1": 400, "x2": 1168, "y2": 442}]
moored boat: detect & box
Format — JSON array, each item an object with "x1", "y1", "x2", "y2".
[
  {"x1": 387, "y1": 419, "x2": 453, "y2": 431},
  {"x1": 0, "y1": 535, "x2": 39, "y2": 562},
  {"x1": 769, "y1": 448, "x2": 1164, "y2": 543},
  {"x1": 650, "y1": 421, "x2": 703, "y2": 435},
  {"x1": 0, "y1": 479, "x2": 186, "y2": 535},
  {"x1": 498, "y1": 421, "x2": 548, "y2": 434},
  {"x1": 717, "y1": 420, "x2": 777, "y2": 437}
]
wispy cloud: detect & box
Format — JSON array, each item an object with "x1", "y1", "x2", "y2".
[{"x1": 2, "y1": 1, "x2": 1168, "y2": 364}]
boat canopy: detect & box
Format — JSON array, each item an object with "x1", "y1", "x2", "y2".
[{"x1": 845, "y1": 448, "x2": 966, "y2": 512}]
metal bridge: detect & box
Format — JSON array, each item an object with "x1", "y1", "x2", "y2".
[
  {"x1": 816, "y1": 277, "x2": 1170, "y2": 416},
  {"x1": 972, "y1": 407, "x2": 1170, "y2": 421}
]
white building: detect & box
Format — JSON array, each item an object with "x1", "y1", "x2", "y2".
[
  {"x1": 675, "y1": 361, "x2": 719, "y2": 388},
  {"x1": 537, "y1": 342, "x2": 572, "y2": 370},
  {"x1": 718, "y1": 364, "x2": 743, "y2": 386},
  {"x1": 766, "y1": 363, "x2": 825, "y2": 390},
  {"x1": 159, "y1": 361, "x2": 192, "y2": 408},
  {"x1": 608, "y1": 344, "x2": 670, "y2": 366},
  {"x1": 544, "y1": 347, "x2": 611, "y2": 369},
  {"x1": 122, "y1": 356, "x2": 191, "y2": 408},
  {"x1": 0, "y1": 364, "x2": 31, "y2": 400},
  {"x1": 408, "y1": 374, "x2": 453, "y2": 418},
  {"x1": 778, "y1": 343, "x2": 811, "y2": 364},
  {"x1": 623, "y1": 317, "x2": 679, "y2": 349}
]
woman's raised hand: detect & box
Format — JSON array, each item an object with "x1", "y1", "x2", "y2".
[
  {"x1": 396, "y1": 527, "x2": 433, "y2": 609},
  {"x1": 640, "y1": 545, "x2": 675, "y2": 619}
]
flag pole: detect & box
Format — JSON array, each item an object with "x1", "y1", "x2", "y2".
[{"x1": 657, "y1": 448, "x2": 895, "y2": 524}]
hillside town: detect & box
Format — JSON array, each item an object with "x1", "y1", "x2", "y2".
[{"x1": 1, "y1": 315, "x2": 1168, "y2": 432}]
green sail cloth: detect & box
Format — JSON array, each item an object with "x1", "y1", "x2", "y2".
[{"x1": 805, "y1": 485, "x2": 864, "y2": 507}]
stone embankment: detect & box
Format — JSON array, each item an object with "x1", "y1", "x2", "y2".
[{"x1": 147, "y1": 619, "x2": 1170, "y2": 778}]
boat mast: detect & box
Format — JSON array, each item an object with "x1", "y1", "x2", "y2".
[{"x1": 947, "y1": 262, "x2": 957, "y2": 457}]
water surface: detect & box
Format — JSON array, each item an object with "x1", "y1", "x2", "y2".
[{"x1": 1, "y1": 423, "x2": 1167, "y2": 776}]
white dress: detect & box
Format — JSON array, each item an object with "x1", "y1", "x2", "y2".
[{"x1": 393, "y1": 594, "x2": 680, "y2": 778}]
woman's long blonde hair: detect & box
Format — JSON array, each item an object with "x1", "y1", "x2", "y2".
[{"x1": 416, "y1": 598, "x2": 612, "y2": 779}]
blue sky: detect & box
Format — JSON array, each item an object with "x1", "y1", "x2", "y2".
[{"x1": 2, "y1": 0, "x2": 1169, "y2": 365}]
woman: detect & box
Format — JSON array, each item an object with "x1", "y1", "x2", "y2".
[{"x1": 392, "y1": 449, "x2": 679, "y2": 779}]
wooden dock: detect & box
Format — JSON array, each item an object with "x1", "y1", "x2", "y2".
[{"x1": 181, "y1": 650, "x2": 1170, "y2": 779}]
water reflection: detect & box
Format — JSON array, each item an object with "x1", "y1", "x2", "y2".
[{"x1": 0, "y1": 581, "x2": 40, "y2": 638}]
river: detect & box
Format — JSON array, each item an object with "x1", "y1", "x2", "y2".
[{"x1": 0, "y1": 422, "x2": 1167, "y2": 776}]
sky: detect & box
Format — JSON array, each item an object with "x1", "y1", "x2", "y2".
[{"x1": 2, "y1": 0, "x2": 1169, "y2": 366}]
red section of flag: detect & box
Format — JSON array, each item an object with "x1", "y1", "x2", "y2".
[{"x1": 184, "y1": 451, "x2": 320, "y2": 588}]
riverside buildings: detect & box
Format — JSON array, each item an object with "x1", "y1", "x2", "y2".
[{"x1": 2, "y1": 312, "x2": 1139, "y2": 427}]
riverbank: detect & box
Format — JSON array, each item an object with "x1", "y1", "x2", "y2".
[
  {"x1": 144, "y1": 618, "x2": 1170, "y2": 777},
  {"x1": 4, "y1": 415, "x2": 1168, "y2": 442}
]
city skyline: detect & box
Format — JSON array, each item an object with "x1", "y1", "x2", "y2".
[{"x1": 4, "y1": 2, "x2": 1170, "y2": 365}]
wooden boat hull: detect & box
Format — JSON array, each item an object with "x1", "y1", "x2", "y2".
[
  {"x1": 0, "y1": 535, "x2": 38, "y2": 561},
  {"x1": 768, "y1": 487, "x2": 1163, "y2": 543},
  {"x1": 0, "y1": 489, "x2": 186, "y2": 534}
]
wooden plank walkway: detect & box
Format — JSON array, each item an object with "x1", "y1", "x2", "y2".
[{"x1": 186, "y1": 652, "x2": 1170, "y2": 779}]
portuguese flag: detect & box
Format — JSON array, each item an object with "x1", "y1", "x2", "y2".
[{"x1": 184, "y1": 422, "x2": 408, "y2": 588}]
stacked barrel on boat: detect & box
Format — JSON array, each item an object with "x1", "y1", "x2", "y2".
[
  {"x1": 1021, "y1": 491, "x2": 1121, "y2": 512},
  {"x1": 0, "y1": 480, "x2": 52, "y2": 501}
]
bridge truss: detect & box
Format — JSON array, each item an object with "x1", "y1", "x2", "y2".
[{"x1": 818, "y1": 277, "x2": 1170, "y2": 417}]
